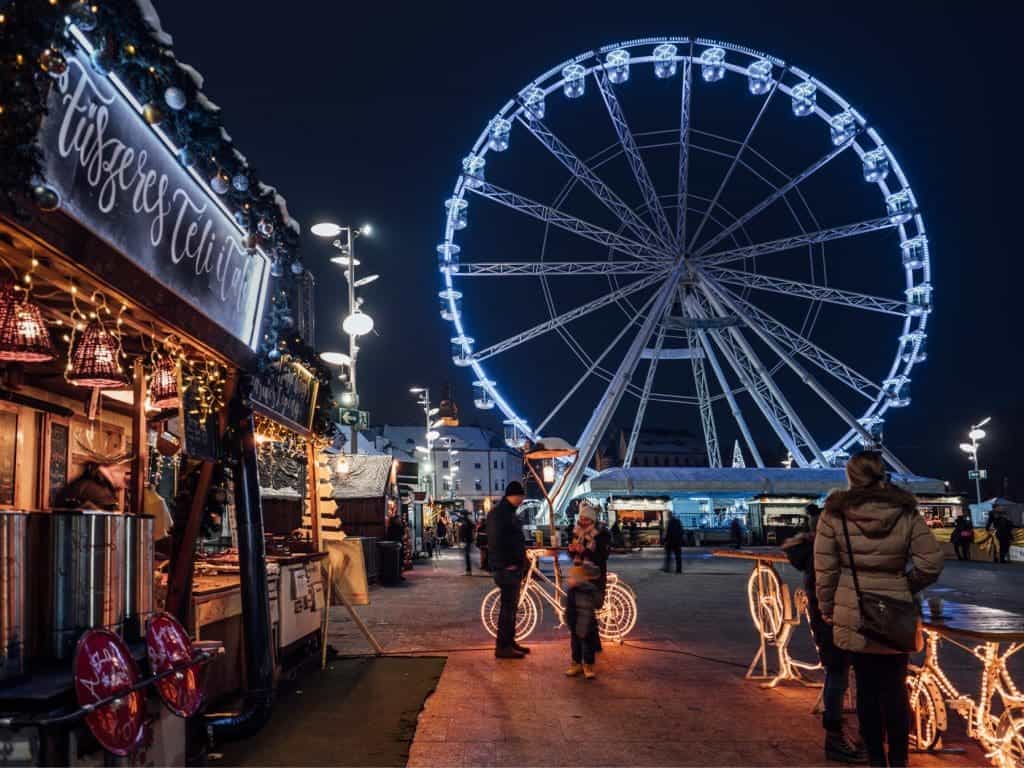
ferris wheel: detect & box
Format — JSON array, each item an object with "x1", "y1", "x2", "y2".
[{"x1": 436, "y1": 36, "x2": 930, "y2": 510}]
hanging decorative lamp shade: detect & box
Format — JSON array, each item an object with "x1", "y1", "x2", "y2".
[
  {"x1": 148, "y1": 355, "x2": 180, "y2": 409},
  {"x1": 68, "y1": 320, "x2": 127, "y2": 388},
  {"x1": 0, "y1": 284, "x2": 55, "y2": 362}
]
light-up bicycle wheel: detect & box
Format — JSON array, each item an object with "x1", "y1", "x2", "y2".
[
  {"x1": 906, "y1": 669, "x2": 945, "y2": 751},
  {"x1": 437, "y1": 36, "x2": 930, "y2": 509},
  {"x1": 597, "y1": 582, "x2": 638, "y2": 641},
  {"x1": 480, "y1": 586, "x2": 540, "y2": 642},
  {"x1": 747, "y1": 564, "x2": 785, "y2": 641}
]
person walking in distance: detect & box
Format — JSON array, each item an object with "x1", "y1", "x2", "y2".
[
  {"x1": 815, "y1": 451, "x2": 943, "y2": 767},
  {"x1": 784, "y1": 504, "x2": 865, "y2": 764},
  {"x1": 730, "y1": 516, "x2": 744, "y2": 549},
  {"x1": 459, "y1": 514, "x2": 474, "y2": 575},
  {"x1": 475, "y1": 515, "x2": 490, "y2": 571},
  {"x1": 988, "y1": 512, "x2": 1015, "y2": 563},
  {"x1": 952, "y1": 511, "x2": 973, "y2": 561},
  {"x1": 487, "y1": 482, "x2": 530, "y2": 659},
  {"x1": 663, "y1": 515, "x2": 684, "y2": 574}
]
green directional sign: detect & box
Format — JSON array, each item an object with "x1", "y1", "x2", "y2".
[{"x1": 339, "y1": 408, "x2": 369, "y2": 430}]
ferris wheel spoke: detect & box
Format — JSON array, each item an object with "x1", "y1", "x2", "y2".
[
  {"x1": 679, "y1": 289, "x2": 762, "y2": 467},
  {"x1": 686, "y1": 75, "x2": 785, "y2": 254},
  {"x1": 675, "y1": 45, "x2": 694, "y2": 250},
  {"x1": 683, "y1": 325, "x2": 723, "y2": 468},
  {"x1": 467, "y1": 181, "x2": 667, "y2": 262},
  {"x1": 592, "y1": 63, "x2": 676, "y2": 250},
  {"x1": 695, "y1": 214, "x2": 903, "y2": 268},
  {"x1": 454, "y1": 261, "x2": 669, "y2": 277},
  {"x1": 470, "y1": 271, "x2": 665, "y2": 363},
  {"x1": 703, "y1": 266, "x2": 908, "y2": 316},
  {"x1": 514, "y1": 113, "x2": 674, "y2": 257},
  {"x1": 712, "y1": 283, "x2": 881, "y2": 400},
  {"x1": 700, "y1": 279, "x2": 913, "y2": 473},
  {"x1": 555, "y1": 267, "x2": 687, "y2": 517},
  {"x1": 691, "y1": 287, "x2": 827, "y2": 466},
  {"x1": 534, "y1": 288, "x2": 664, "y2": 436},
  {"x1": 623, "y1": 310, "x2": 672, "y2": 468},
  {"x1": 692, "y1": 132, "x2": 861, "y2": 259}
]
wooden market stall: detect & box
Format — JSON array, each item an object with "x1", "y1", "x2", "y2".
[{"x1": 0, "y1": 3, "x2": 335, "y2": 762}]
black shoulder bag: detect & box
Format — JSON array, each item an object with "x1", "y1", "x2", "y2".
[{"x1": 839, "y1": 512, "x2": 921, "y2": 653}]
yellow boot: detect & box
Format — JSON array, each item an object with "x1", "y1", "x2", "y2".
[
  {"x1": 583, "y1": 664, "x2": 596, "y2": 680},
  {"x1": 565, "y1": 663, "x2": 583, "y2": 677}
]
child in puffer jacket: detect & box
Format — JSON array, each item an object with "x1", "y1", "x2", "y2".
[{"x1": 564, "y1": 561, "x2": 601, "y2": 680}]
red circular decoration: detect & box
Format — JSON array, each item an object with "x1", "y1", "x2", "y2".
[
  {"x1": 145, "y1": 613, "x2": 202, "y2": 718},
  {"x1": 73, "y1": 629, "x2": 145, "y2": 756}
]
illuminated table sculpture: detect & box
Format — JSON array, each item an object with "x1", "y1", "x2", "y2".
[{"x1": 713, "y1": 549, "x2": 822, "y2": 687}]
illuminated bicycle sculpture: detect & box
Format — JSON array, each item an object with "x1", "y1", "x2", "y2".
[
  {"x1": 438, "y1": 37, "x2": 930, "y2": 515},
  {"x1": 480, "y1": 549, "x2": 638, "y2": 643},
  {"x1": 907, "y1": 629, "x2": 1024, "y2": 767}
]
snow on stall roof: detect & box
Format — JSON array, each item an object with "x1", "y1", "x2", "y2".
[
  {"x1": 175, "y1": 61, "x2": 204, "y2": 90},
  {"x1": 257, "y1": 183, "x2": 301, "y2": 235},
  {"x1": 574, "y1": 467, "x2": 946, "y2": 497},
  {"x1": 133, "y1": 0, "x2": 173, "y2": 46},
  {"x1": 124, "y1": 3, "x2": 300, "y2": 239}
]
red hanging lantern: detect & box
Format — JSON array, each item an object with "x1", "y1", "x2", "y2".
[
  {"x1": 0, "y1": 284, "x2": 54, "y2": 362},
  {"x1": 68, "y1": 319, "x2": 127, "y2": 388},
  {"x1": 148, "y1": 355, "x2": 180, "y2": 409}
]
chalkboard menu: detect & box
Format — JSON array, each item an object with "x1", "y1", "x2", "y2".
[
  {"x1": 48, "y1": 421, "x2": 70, "y2": 508},
  {"x1": 181, "y1": 387, "x2": 219, "y2": 461},
  {"x1": 250, "y1": 361, "x2": 319, "y2": 434}
]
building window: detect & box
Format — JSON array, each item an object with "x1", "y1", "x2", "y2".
[
  {"x1": 475, "y1": 480, "x2": 482, "y2": 491},
  {"x1": 474, "y1": 462, "x2": 481, "y2": 470},
  {"x1": 493, "y1": 460, "x2": 498, "y2": 469},
  {"x1": 455, "y1": 459, "x2": 461, "y2": 468},
  {"x1": 442, "y1": 460, "x2": 449, "y2": 469},
  {"x1": 501, "y1": 460, "x2": 505, "y2": 470},
  {"x1": 443, "y1": 479, "x2": 451, "y2": 491}
]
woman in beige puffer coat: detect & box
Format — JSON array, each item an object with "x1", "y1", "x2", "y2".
[{"x1": 814, "y1": 451, "x2": 943, "y2": 767}]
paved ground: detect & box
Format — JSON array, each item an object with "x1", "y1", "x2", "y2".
[{"x1": 326, "y1": 546, "x2": 1022, "y2": 766}]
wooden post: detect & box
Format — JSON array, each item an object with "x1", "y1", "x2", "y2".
[
  {"x1": 130, "y1": 359, "x2": 148, "y2": 516},
  {"x1": 165, "y1": 460, "x2": 214, "y2": 622},
  {"x1": 307, "y1": 440, "x2": 321, "y2": 551}
]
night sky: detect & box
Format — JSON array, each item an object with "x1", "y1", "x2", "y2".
[{"x1": 158, "y1": 1, "x2": 1019, "y2": 496}]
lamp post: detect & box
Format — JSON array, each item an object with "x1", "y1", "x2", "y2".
[
  {"x1": 959, "y1": 416, "x2": 991, "y2": 506},
  {"x1": 437, "y1": 436, "x2": 459, "y2": 500},
  {"x1": 410, "y1": 387, "x2": 438, "y2": 499},
  {"x1": 312, "y1": 222, "x2": 374, "y2": 454}
]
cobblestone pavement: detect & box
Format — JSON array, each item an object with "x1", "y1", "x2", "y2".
[{"x1": 327, "y1": 547, "x2": 1022, "y2": 766}]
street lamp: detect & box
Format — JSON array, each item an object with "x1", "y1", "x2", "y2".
[
  {"x1": 411, "y1": 386, "x2": 435, "y2": 500},
  {"x1": 313, "y1": 221, "x2": 376, "y2": 454},
  {"x1": 960, "y1": 417, "x2": 991, "y2": 506}
]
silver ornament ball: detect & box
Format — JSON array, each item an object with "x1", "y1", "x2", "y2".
[{"x1": 164, "y1": 86, "x2": 186, "y2": 111}]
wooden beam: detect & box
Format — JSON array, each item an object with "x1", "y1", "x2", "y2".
[
  {"x1": 307, "y1": 440, "x2": 321, "y2": 551},
  {"x1": 164, "y1": 459, "x2": 214, "y2": 623},
  {"x1": 130, "y1": 358, "x2": 148, "y2": 516}
]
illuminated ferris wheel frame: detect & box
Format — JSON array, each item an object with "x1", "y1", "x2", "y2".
[{"x1": 437, "y1": 36, "x2": 931, "y2": 513}]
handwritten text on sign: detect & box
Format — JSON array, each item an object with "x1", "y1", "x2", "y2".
[
  {"x1": 38, "y1": 51, "x2": 269, "y2": 349},
  {"x1": 250, "y1": 361, "x2": 319, "y2": 433}
]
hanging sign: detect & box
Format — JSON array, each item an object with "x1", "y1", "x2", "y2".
[
  {"x1": 250, "y1": 361, "x2": 319, "y2": 434},
  {"x1": 37, "y1": 47, "x2": 270, "y2": 350}
]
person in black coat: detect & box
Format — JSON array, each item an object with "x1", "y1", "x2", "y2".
[
  {"x1": 662, "y1": 516, "x2": 684, "y2": 574},
  {"x1": 952, "y1": 512, "x2": 974, "y2": 561},
  {"x1": 459, "y1": 515, "x2": 475, "y2": 574},
  {"x1": 989, "y1": 512, "x2": 1016, "y2": 563},
  {"x1": 782, "y1": 504, "x2": 864, "y2": 764},
  {"x1": 730, "y1": 517, "x2": 743, "y2": 549},
  {"x1": 486, "y1": 482, "x2": 529, "y2": 658}
]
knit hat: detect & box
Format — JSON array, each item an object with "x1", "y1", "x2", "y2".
[
  {"x1": 578, "y1": 503, "x2": 597, "y2": 522},
  {"x1": 505, "y1": 480, "x2": 525, "y2": 497}
]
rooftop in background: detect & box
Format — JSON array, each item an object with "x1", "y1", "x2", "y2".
[
  {"x1": 372, "y1": 425, "x2": 514, "y2": 456},
  {"x1": 575, "y1": 467, "x2": 946, "y2": 498},
  {"x1": 330, "y1": 454, "x2": 393, "y2": 499}
]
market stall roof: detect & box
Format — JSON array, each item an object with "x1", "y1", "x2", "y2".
[
  {"x1": 574, "y1": 467, "x2": 946, "y2": 497},
  {"x1": 330, "y1": 455, "x2": 393, "y2": 500}
]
